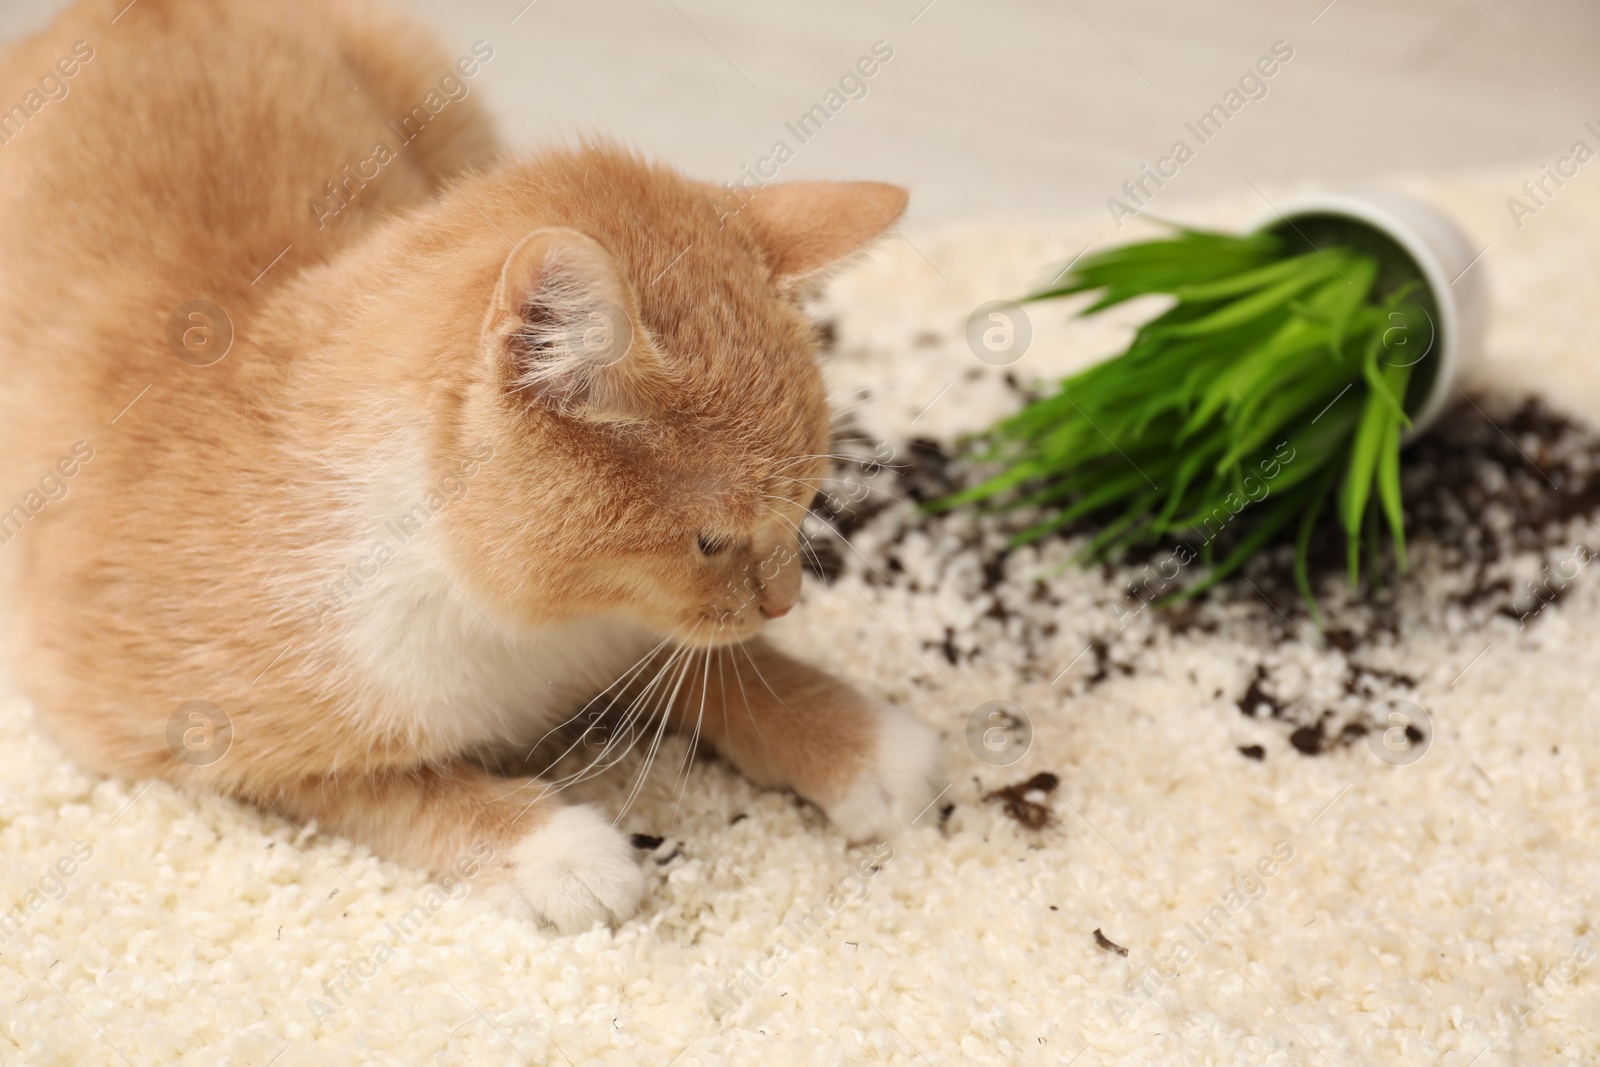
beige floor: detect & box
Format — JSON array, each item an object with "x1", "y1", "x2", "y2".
[
  {"x1": 3, "y1": 170, "x2": 1598, "y2": 1067},
  {"x1": 5, "y1": 0, "x2": 1597, "y2": 223}
]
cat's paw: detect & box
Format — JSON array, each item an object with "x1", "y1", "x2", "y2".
[
  {"x1": 824, "y1": 707, "x2": 943, "y2": 842},
  {"x1": 500, "y1": 805, "x2": 644, "y2": 933}
]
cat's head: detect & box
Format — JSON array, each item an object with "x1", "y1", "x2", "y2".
[{"x1": 438, "y1": 147, "x2": 907, "y2": 647}]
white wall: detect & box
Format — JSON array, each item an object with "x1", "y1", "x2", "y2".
[{"x1": 3, "y1": 0, "x2": 1595, "y2": 222}]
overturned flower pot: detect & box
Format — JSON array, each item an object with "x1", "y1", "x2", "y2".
[{"x1": 1260, "y1": 189, "x2": 1489, "y2": 438}]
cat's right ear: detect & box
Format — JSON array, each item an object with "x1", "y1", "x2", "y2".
[
  {"x1": 721, "y1": 180, "x2": 909, "y2": 289},
  {"x1": 484, "y1": 228, "x2": 648, "y2": 420}
]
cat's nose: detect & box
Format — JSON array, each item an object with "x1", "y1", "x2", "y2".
[{"x1": 753, "y1": 538, "x2": 801, "y2": 619}]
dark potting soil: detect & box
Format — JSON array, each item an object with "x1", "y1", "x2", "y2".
[
  {"x1": 984, "y1": 772, "x2": 1060, "y2": 830},
  {"x1": 1094, "y1": 928, "x2": 1130, "y2": 956},
  {"x1": 803, "y1": 392, "x2": 1600, "y2": 760}
]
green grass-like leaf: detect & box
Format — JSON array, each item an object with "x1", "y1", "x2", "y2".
[{"x1": 935, "y1": 225, "x2": 1427, "y2": 614}]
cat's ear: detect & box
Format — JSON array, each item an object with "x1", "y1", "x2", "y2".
[
  {"x1": 729, "y1": 181, "x2": 908, "y2": 286},
  {"x1": 484, "y1": 228, "x2": 648, "y2": 420}
]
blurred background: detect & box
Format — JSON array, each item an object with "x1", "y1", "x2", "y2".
[
  {"x1": 4, "y1": 0, "x2": 1594, "y2": 224},
  {"x1": 12, "y1": 0, "x2": 1600, "y2": 225}
]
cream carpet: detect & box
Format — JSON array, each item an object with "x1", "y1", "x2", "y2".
[{"x1": 3, "y1": 167, "x2": 1600, "y2": 1066}]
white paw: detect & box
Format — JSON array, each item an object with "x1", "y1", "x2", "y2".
[
  {"x1": 824, "y1": 707, "x2": 943, "y2": 841},
  {"x1": 501, "y1": 805, "x2": 644, "y2": 933}
]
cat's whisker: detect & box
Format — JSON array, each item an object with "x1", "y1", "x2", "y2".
[
  {"x1": 519, "y1": 632, "x2": 674, "y2": 763},
  {"x1": 736, "y1": 637, "x2": 800, "y2": 716},
  {"x1": 671, "y1": 646, "x2": 712, "y2": 803},
  {"x1": 517, "y1": 638, "x2": 691, "y2": 810},
  {"x1": 582, "y1": 640, "x2": 695, "y2": 806},
  {"x1": 511, "y1": 641, "x2": 680, "y2": 799},
  {"x1": 828, "y1": 392, "x2": 882, "y2": 421},
  {"x1": 761, "y1": 496, "x2": 842, "y2": 550},
  {"x1": 756, "y1": 492, "x2": 805, "y2": 514},
  {"x1": 771, "y1": 452, "x2": 869, "y2": 473},
  {"x1": 614, "y1": 642, "x2": 699, "y2": 822},
  {"x1": 757, "y1": 501, "x2": 833, "y2": 578},
  {"x1": 667, "y1": 646, "x2": 705, "y2": 801},
  {"x1": 764, "y1": 473, "x2": 828, "y2": 495},
  {"x1": 770, "y1": 473, "x2": 902, "y2": 506},
  {"x1": 564, "y1": 640, "x2": 691, "y2": 777},
  {"x1": 728, "y1": 642, "x2": 774, "y2": 757},
  {"x1": 712, "y1": 640, "x2": 735, "y2": 766},
  {"x1": 766, "y1": 472, "x2": 858, "y2": 495}
]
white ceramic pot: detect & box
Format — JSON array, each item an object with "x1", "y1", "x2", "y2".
[{"x1": 1255, "y1": 190, "x2": 1489, "y2": 439}]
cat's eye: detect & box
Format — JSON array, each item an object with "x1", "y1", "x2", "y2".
[{"x1": 696, "y1": 533, "x2": 728, "y2": 556}]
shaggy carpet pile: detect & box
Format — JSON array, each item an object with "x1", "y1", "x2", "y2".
[{"x1": 3, "y1": 167, "x2": 1599, "y2": 1065}]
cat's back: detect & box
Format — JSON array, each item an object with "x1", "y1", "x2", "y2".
[{"x1": 0, "y1": 0, "x2": 496, "y2": 469}]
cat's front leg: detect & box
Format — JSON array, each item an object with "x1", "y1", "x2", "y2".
[
  {"x1": 665, "y1": 638, "x2": 943, "y2": 840},
  {"x1": 259, "y1": 763, "x2": 644, "y2": 932}
]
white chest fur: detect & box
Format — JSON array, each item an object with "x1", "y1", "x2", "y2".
[{"x1": 334, "y1": 526, "x2": 657, "y2": 755}]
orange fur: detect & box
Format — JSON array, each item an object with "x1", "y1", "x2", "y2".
[{"x1": 0, "y1": 0, "x2": 933, "y2": 930}]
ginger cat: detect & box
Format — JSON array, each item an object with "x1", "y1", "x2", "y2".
[{"x1": 0, "y1": 0, "x2": 939, "y2": 931}]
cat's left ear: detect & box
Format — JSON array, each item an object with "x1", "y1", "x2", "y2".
[
  {"x1": 483, "y1": 227, "x2": 651, "y2": 421},
  {"x1": 726, "y1": 181, "x2": 908, "y2": 287}
]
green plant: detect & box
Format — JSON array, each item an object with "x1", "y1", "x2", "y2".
[{"x1": 933, "y1": 225, "x2": 1432, "y2": 616}]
